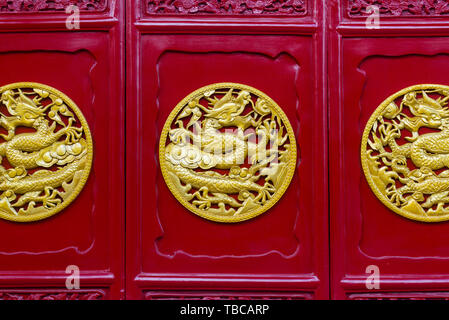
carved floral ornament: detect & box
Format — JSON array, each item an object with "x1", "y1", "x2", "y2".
[
  {"x1": 0, "y1": 291, "x2": 104, "y2": 300},
  {"x1": 348, "y1": 0, "x2": 449, "y2": 16},
  {"x1": 361, "y1": 84, "x2": 449, "y2": 222},
  {"x1": 147, "y1": 0, "x2": 306, "y2": 15},
  {"x1": 159, "y1": 83, "x2": 297, "y2": 223},
  {"x1": 0, "y1": 0, "x2": 107, "y2": 12}
]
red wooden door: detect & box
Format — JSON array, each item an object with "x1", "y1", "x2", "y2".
[
  {"x1": 0, "y1": 1, "x2": 124, "y2": 300},
  {"x1": 125, "y1": 0, "x2": 329, "y2": 300},
  {"x1": 6, "y1": 0, "x2": 449, "y2": 301},
  {"x1": 330, "y1": 0, "x2": 449, "y2": 300},
  {"x1": 0, "y1": 0, "x2": 329, "y2": 301}
]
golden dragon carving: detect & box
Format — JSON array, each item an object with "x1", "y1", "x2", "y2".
[
  {"x1": 159, "y1": 83, "x2": 297, "y2": 223},
  {"x1": 0, "y1": 83, "x2": 92, "y2": 222},
  {"x1": 362, "y1": 84, "x2": 449, "y2": 222}
]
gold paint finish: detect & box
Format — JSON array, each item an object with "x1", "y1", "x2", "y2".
[
  {"x1": 0, "y1": 83, "x2": 92, "y2": 222},
  {"x1": 361, "y1": 84, "x2": 449, "y2": 222},
  {"x1": 159, "y1": 83, "x2": 297, "y2": 223}
]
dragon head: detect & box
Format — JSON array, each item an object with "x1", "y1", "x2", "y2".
[
  {"x1": 235, "y1": 90, "x2": 252, "y2": 106},
  {"x1": 1, "y1": 89, "x2": 45, "y2": 128},
  {"x1": 403, "y1": 91, "x2": 449, "y2": 129}
]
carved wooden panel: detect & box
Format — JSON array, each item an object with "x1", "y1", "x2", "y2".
[
  {"x1": 347, "y1": 0, "x2": 449, "y2": 17},
  {"x1": 0, "y1": 289, "x2": 106, "y2": 300},
  {"x1": 146, "y1": 0, "x2": 307, "y2": 15},
  {"x1": 330, "y1": 0, "x2": 449, "y2": 299},
  {"x1": 126, "y1": 0, "x2": 328, "y2": 299},
  {"x1": 0, "y1": 0, "x2": 124, "y2": 299},
  {"x1": 348, "y1": 292, "x2": 449, "y2": 300},
  {"x1": 0, "y1": 0, "x2": 107, "y2": 12},
  {"x1": 144, "y1": 291, "x2": 313, "y2": 300}
]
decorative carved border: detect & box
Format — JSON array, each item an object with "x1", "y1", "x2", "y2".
[
  {"x1": 0, "y1": 0, "x2": 107, "y2": 13},
  {"x1": 0, "y1": 289, "x2": 105, "y2": 300},
  {"x1": 348, "y1": 292, "x2": 449, "y2": 300},
  {"x1": 347, "y1": 0, "x2": 449, "y2": 17},
  {"x1": 146, "y1": 0, "x2": 307, "y2": 15},
  {"x1": 144, "y1": 291, "x2": 313, "y2": 300}
]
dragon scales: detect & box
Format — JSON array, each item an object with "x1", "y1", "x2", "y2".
[
  {"x1": 0, "y1": 83, "x2": 92, "y2": 222},
  {"x1": 159, "y1": 83, "x2": 297, "y2": 223},
  {"x1": 362, "y1": 84, "x2": 449, "y2": 222}
]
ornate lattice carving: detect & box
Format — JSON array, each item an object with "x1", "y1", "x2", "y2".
[
  {"x1": 147, "y1": 0, "x2": 306, "y2": 15},
  {"x1": 0, "y1": 290, "x2": 105, "y2": 300},
  {"x1": 0, "y1": 83, "x2": 93, "y2": 223},
  {"x1": 349, "y1": 292, "x2": 449, "y2": 300},
  {"x1": 348, "y1": 0, "x2": 449, "y2": 16},
  {"x1": 144, "y1": 291, "x2": 312, "y2": 300},
  {"x1": 0, "y1": 0, "x2": 107, "y2": 12},
  {"x1": 159, "y1": 83, "x2": 297, "y2": 223},
  {"x1": 361, "y1": 84, "x2": 449, "y2": 222}
]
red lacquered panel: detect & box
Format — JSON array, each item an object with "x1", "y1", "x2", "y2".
[
  {"x1": 0, "y1": 1, "x2": 124, "y2": 300},
  {"x1": 330, "y1": 0, "x2": 449, "y2": 299},
  {"x1": 126, "y1": 0, "x2": 328, "y2": 300}
]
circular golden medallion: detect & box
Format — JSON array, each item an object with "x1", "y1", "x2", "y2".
[
  {"x1": 0, "y1": 82, "x2": 93, "y2": 222},
  {"x1": 361, "y1": 84, "x2": 449, "y2": 222},
  {"x1": 159, "y1": 83, "x2": 297, "y2": 223}
]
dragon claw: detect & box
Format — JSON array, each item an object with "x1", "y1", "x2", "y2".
[{"x1": 42, "y1": 187, "x2": 62, "y2": 209}]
